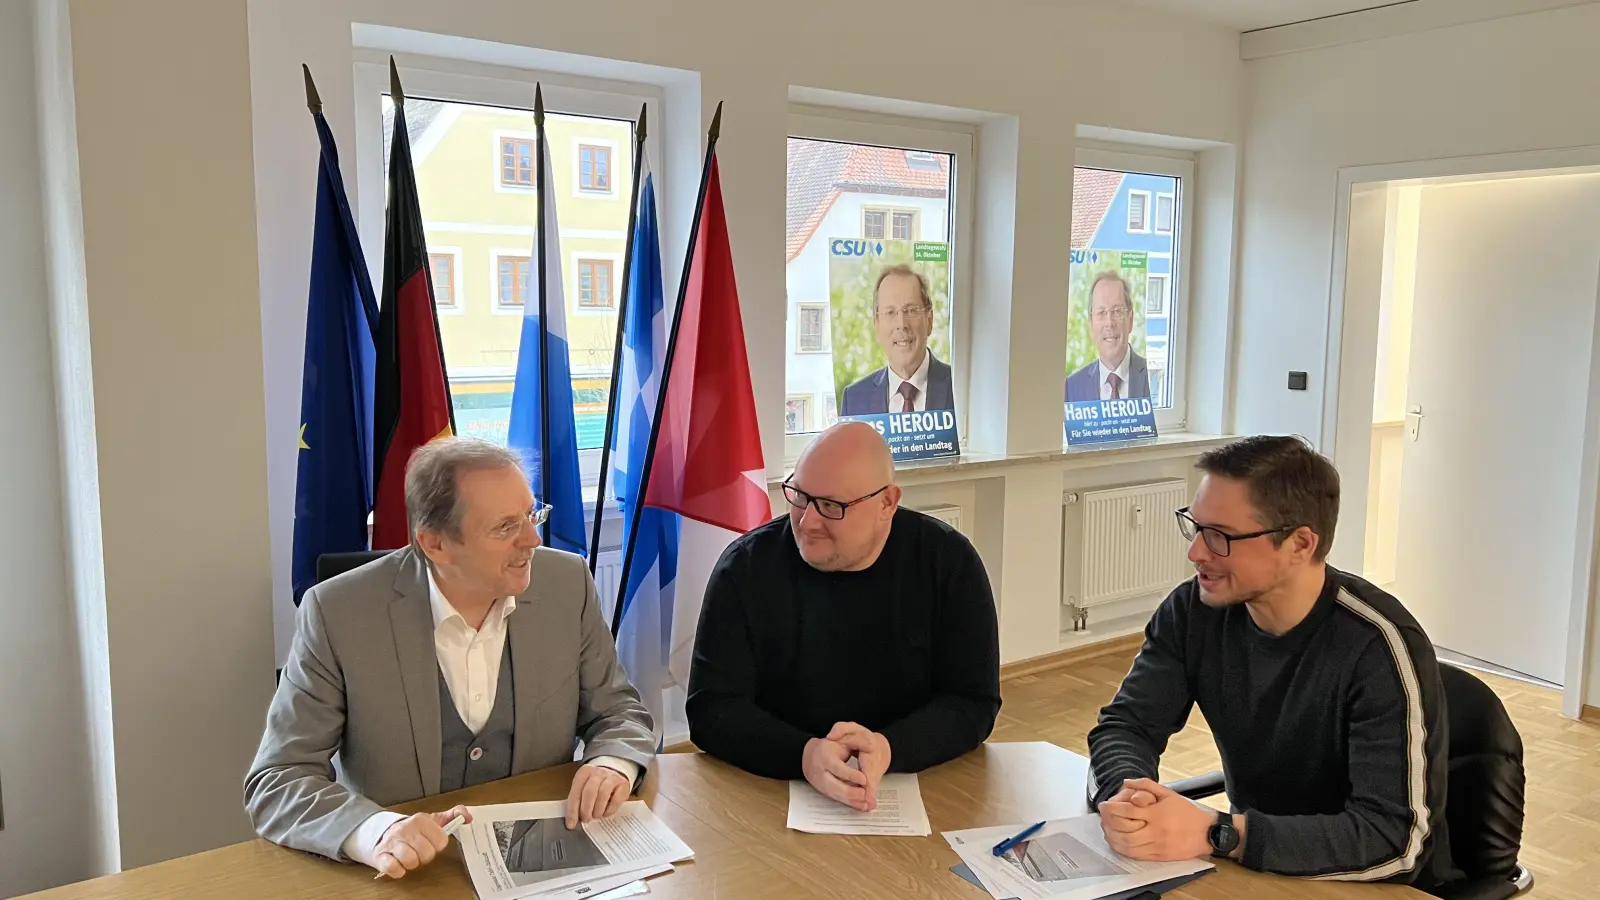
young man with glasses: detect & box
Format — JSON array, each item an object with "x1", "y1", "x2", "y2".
[
  {"x1": 1086, "y1": 435, "x2": 1460, "y2": 894},
  {"x1": 687, "y1": 421, "x2": 1000, "y2": 810},
  {"x1": 246, "y1": 438, "x2": 653, "y2": 878}
]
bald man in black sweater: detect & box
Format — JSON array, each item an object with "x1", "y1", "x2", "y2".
[{"x1": 687, "y1": 422, "x2": 1000, "y2": 811}]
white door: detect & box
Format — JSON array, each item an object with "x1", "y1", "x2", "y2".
[{"x1": 1394, "y1": 173, "x2": 1600, "y2": 684}]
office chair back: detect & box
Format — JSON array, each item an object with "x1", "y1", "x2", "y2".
[
  {"x1": 1438, "y1": 662, "x2": 1529, "y2": 899},
  {"x1": 315, "y1": 550, "x2": 394, "y2": 585}
]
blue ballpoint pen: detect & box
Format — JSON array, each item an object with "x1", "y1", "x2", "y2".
[{"x1": 991, "y1": 820, "x2": 1046, "y2": 857}]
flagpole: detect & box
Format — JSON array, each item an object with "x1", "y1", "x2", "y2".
[
  {"x1": 534, "y1": 85, "x2": 553, "y2": 546},
  {"x1": 611, "y1": 102, "x2": 723, "y2": 639},
  {"x1": 589, "y1": 102, "x2": 648, "y2": 573}
]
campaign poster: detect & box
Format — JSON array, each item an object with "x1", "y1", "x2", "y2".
[
  {"x1": 1064, "y1": 249, "x2": 1158, "y2": 447},
  {"x1": 828, "y1": 238, "x2": 960, "y2": 462}
]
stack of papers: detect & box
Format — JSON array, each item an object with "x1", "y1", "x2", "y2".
[
  {"x1": 455, "y1": 800, "x2": 692, "y2": 900},
  {"x1": 943, "y1": 815, "x2": 1212, "y2": 900},
  {"x1": 787, "y1": 773, "x2": 932, "y2": 836}
]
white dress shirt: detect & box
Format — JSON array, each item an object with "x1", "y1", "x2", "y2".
[
  {"x1": 886, "y1": 348, "x2": 932, "y2": 412},
  {"x1": 1098, "y1": 349, "x2": 1132, "y2": 401},
  {"x1": 340, "y1": 572, "x2": 638, "y2": 868}
]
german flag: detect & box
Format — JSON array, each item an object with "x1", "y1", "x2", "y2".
[{"x1": 371, "y1": 58, "x2": 454, "y2": 549}]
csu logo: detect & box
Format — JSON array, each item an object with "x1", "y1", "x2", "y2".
[{"x1": 830, "y1": 239, "x2": 884, "y2": 256}]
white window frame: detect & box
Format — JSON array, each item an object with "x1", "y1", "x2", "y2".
[
  {"x1": 571, "y1": 251, "x2": 622, "y2": 315},
  {"x1": 785, "y1": 394, "x2": 813, "y2": 433},
  {"x1": 1154, "y1": 192, "x2": 1175, "y2": 236},
  {"x1": 1127, "y1": 189, "x2": 1152, "y2": 234},
  {"x1": 795, "y1": 302, "x2": 829, "y2": 354},
  {"x1": 426, "y1": 246, "x2": 465, "y2": 315},
  {"x1": 1076, "y1": 145, "x2": 1194, "y2": 434},
  {"x1": 489, "y1": 248, "x2": 533, "y2": 316},
  {"x1": 572, "y1": 136, "x2": 620, "y2": 199},
  {"x1": 492, "y1": 130, "x2": 540, "y2": 194},
  {"x1": 352, "y1": 53, "x2": 664, "y2": 497},
  {"x1": 785, "y1": 107, "x2": 976, "y2": 463},
  {"x1": 1145, "y1": 271, "x2": 1168, "y2": 317}
]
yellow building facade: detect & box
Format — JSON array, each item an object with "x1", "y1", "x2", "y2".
[{"x1": 409, "y1": 101, "x2": 631, "y2": 446}]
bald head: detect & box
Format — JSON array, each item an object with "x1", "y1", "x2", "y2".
[
  {"x1": 785, "y1": 422, "x2": 900, "y2": 572},
  {"x1": 794, "y1": 421, "x2": 894, "y2": 494}
]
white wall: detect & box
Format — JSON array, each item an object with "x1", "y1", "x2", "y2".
[
  {"x1": 1236, "y1": 3, "x2": 1600, "y2": 444},
  {"x1": 0, "y1": 2, "x2": 99, "y2": 894},
  {"x1": 59, "y1": 0, "x2": 277, "y2": 873},
  {"x1": 1236, "y1": 2, "x2": 1600, "y2": 704}
]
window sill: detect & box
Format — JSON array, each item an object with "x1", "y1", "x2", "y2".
[{"x1": 772, "y1": 431, "x2": 1234, "y2": 487}]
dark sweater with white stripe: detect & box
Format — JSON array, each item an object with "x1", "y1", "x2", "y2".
[{"x1": 1087, "y1": 566, "x2": 1460, "y2": 893}]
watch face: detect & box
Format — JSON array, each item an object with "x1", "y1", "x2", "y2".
[{"x1": 1208, "y1": 818, "x2": 1238, "y2": 856}]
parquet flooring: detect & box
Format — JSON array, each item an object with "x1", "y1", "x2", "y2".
[{"x1": 1004, "y1": 647, "x2": 1600, "y2": 899}]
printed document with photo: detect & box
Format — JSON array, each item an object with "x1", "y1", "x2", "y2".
[
  {"x1": 944, "y1": 814, "x2": 1212, "y2": 900},
  {"x1": 456, "y1": 800, "x2": 692, "y2": 900},
  {"x1": 787, "y1": 773, "x2": 932, "y2": 836}
]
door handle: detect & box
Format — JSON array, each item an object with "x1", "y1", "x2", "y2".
[{"x1": 1405, "y1": 404, "x2": 1424, "y2": 442}]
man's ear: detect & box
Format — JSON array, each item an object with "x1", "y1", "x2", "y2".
[
  {"x1": 1289, "y1": 525, "x2": 1319, "y2": 563},
  {"x1": 415, "y1": 527, "x2": 448, "y2": 566},
  {"x1": 882, "y1": 485, "x2": 903, "y2": 520}
]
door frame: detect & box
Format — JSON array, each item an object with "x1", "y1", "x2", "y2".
[{"x1": 1320, "y1": 146, "x2": 1600, "y2": 718}]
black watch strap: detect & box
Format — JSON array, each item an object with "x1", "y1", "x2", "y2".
[{"x1": 1207, "y1": 810, "x2": 1239, "y2": 858}]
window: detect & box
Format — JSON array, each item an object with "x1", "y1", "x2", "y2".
[
  {"x1": 1070, "y1": 151, "x2": 1192, "y2": 433},
  {"x1": 500, "y1": 137, "x2": 534, "y2": 187},
  {"x1": 785, "y1": 396, "x2": 812, "y2": 433},
  {"x1": 1155, "y1": 193, "x2": 1175, "y2": 235},
  {"x1": 429, "y1": 252, "x2": 457, "y2": 309},
  {"x1": 497, "y1": 255, "x2": 531, "y2": 309},
  {"x1": 360, "y1": 59, "x2": 662, "y2": 473},
  {"x1": 1146, "y1": 273, "x2": 1168, "y2": 316},
  {"x1": 862, "y1": 207, "x2": 920, "y2": 242},
  {"x1": 797, "y1": 303, "x2": 828, "y2": 353},
  {"x1": 862, "y1": 209, "x2": 886, "y2": 239},
  {"x1": 785, "y1": 110, "x2": 974, "y2": 458},
  {"x1": 578, "y1": 144, "x2": 611, "y2": 192},
  {"x1": 577, "y1": 259, "x2": 614, "y2": 309},
  {"x1": 1127, "y1": 190, "x2": 1151, "y2": 233}
]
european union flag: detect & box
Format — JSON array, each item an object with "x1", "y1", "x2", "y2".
[{"x1": 292, "y1": 93, "x2": 379, "y2": 604}]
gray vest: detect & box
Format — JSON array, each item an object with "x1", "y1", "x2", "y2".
[{"x1": 438, "y1": 641, "x2": 515, "y2": 793}]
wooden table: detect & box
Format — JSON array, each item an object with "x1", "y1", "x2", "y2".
[{"x1": 24, "y1": 742, "x2": 1427, "y2": 899}]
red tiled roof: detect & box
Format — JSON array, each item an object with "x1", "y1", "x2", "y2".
[
  {"x1": 1071, "y1": 168, "x2": 1124, "y2": 248},
  {"x1": 786, "y1": 139, "x2": 950, "y2": 262}
]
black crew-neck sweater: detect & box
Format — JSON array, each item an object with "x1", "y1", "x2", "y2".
[
  {"x1": 1087, "y1": 567, "x2": 1459, "y2": 892},
  {"x1": 686, "y1": 508, "x2": 1001, "y2": 779}
]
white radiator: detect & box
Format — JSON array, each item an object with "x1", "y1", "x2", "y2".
[
  {"x1": 914, "y1": 504, "x2": 965, "y2": 535},
  {"x1": 1067, "y1": 479, "x2": 1190, "y2": 609},
  {"x1": 593, "y1": 548, "x2": 623, "y2": 621}
]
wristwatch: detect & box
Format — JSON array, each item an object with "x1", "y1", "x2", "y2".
[{"x1": 1207, "y1": 810, "x2": 1239, "y2": 858}]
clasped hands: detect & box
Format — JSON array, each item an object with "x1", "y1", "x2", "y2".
[
  {"x1": 373, "y1": 762, "x2": 630, "y2": 879},
  {"x1": 802, "y1": 721, "x2": 891, "y2": 812},
  {"x1": 1096, "y1": 777, "x2": 1224, "y2": 862}
]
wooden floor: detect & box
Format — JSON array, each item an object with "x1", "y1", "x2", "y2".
[{"x1": 1001, "y1": 645, "x2": 1600, "y2": 900}]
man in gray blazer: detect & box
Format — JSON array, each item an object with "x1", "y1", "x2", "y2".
[{"x1": 245, "y1": 439, "x2": 654, "y2": 879}]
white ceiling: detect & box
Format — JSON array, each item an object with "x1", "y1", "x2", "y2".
[{"x1": 1123, "y1": 0, "x2": 1407, "y2": 31}]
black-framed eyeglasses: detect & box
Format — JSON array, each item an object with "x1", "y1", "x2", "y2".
[
  {"x1": 782, "y1": 480, "x2": 890, "y2": 521},
  {"x1": 1175, "y1": 507, "x2": 1296, "y2": 558}
]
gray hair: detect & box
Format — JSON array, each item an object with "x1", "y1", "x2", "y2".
[{"x1": 404, "y1": 438, "x2": 525, "y2": 547}]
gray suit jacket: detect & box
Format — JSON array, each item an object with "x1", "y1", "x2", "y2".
[{"x1": 244, "y1": 546, "x2": 655, "y2": 861}]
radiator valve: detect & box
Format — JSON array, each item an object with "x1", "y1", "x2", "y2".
[{"x1": 1067, "y1": 603, "x2": 1089, "y2": 632}]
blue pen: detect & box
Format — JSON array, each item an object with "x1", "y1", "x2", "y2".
[{"x1": 991, "y1": 820, "x2": 1047, "y2": 857}]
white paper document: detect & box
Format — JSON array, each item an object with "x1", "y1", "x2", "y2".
[
  {"x1": 787, "y1": 774, "x2": 932, "y2": 836},
  {"x1": 943, "y1": 814, "x2": 1212, "y2": 900},
  {"x1": 456, "y1": 800, "x2": 692, "y2": 900}
]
